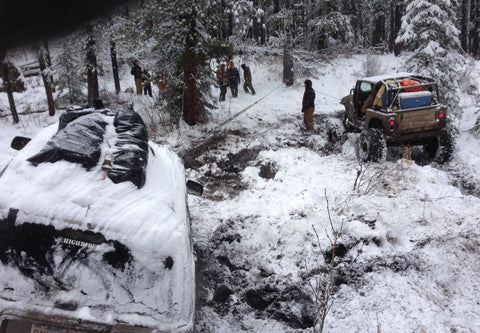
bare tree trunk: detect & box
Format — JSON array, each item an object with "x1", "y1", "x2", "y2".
[
  {"x1": 389, "y1": 4, "x2": 395, "y2": 53},
  {"x1": 85, "y1": 26, "x2": 99, "y2": 103},
  {"x1": 42, "y1": 38, "x2": 55, "y2": 93},
  {"x1": 474, "y1": 0, "x2": 480, "y2": 56},
  {"x1": 183, "y1": 8, "x2": 197, "y2": 125},
  {"x1": 110, "y1": 38, "x2": 121, "y2": 95},
  {"x1": 252, "y1": 0, "x2": 260, "y2": 43},
  {"x1": 260, "y1": 14, "x2": 265, "y2": 45},
  {"x1": 393, "y1": 4, "x2": 404, "y2": 55},
  {"x1": 252, "y1": 16, "x2": 259, "y2": 43},
  {"x1": 38, "y1": 46, "x2": 55, "y2": 116},
  {"x1": 467, "y1": 0, "x2": 472, "y2": 54},
  {"x1": 283, "y1": 6, "x2": 294, "y2": 87},
  {"x1": 0, "y1": 52, "x2": 19, "y2": 123}
]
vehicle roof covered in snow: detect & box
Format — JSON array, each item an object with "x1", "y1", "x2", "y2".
[{"x1": 0, "y1": 106, "x2": 194, "y2": 331}]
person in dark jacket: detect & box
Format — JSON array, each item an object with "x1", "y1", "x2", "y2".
[
  {"x1": 241, "y1": 63, "x2": 256, "y2": 95},
  {"x1": 227, "y1": 61, "x2": 240, "y2": 97},
  {"x1": 302, "y1": 79, "x2": 316, "y2": 132},
  {"x1": 142, "y1": 68, "x2": 152, "y2": 97},
  {"x1": 130, "y1": 60, "x2": 143, "y2": 95},
  {"x1": 216, "y1": 64, "x2": 229, "y2": 101}
]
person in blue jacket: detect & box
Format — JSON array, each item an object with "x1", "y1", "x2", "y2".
[{"x1": 227, "y1": 61, "x2": 240, "y2": 97}]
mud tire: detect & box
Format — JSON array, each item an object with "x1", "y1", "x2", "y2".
[
  {"x1": 423, "y1": 137, "x2": 439, "y2": 159},
  {"x1": 434, "y1": 131, "x2": 454, "y2": 164},
  {"x1": 356, "y1": 128, "x2": 387, "y2": 162}
]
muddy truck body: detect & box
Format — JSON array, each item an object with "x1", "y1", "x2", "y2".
[{"x1": 341, "y1": 73, "x2": 452, "y2": 162}]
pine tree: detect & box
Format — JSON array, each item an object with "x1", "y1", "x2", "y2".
[
  {"x1": 458, "y1": 0, "x2": 480, "y2": 56},
  {"x1": 93, "y1": 9, "x2": 127, "y2": 96},
  {"x1": 56, "y1": 38, "x2": 84, "y2": 104},
  {"x1": 122, "y1": 0, "x2": 233, "y2": 126},
  {"x1": 472, "y1": 1, "x2": 480, "y2": 56},
  {"x1": 396, "y1": 0, "x2": 464, "y2": 119},
  {"x1": 306, "y1": 1, "x2": 353, "y2": 50}
]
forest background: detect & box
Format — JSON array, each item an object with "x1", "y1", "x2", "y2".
[
  {"x1": 2, "y1": 1, "x2": 480, "y2": 332},
  {"x1": 1, "y1": 0, "x2": 478, "y2": 131}
]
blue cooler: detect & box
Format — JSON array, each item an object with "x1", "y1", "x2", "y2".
[{"x1": 398, "y1": 91, "x2": 432, "y2": 109}]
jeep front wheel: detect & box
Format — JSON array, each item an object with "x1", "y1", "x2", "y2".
[{"x1": 356, "y1": 128, "x2": 387, "y2": 162}]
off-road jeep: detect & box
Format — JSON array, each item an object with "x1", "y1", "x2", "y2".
[{"x1": 340, "y1": 73, "x2": 452, "y2": 163}]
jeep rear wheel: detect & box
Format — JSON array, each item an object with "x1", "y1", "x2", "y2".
[
  {"x1": 356, "y1": 128, "x2": 387, "y2": 162},
  {"x1": 434, "y1": 132, "x2": 454, "y2": 164},
  {"x1": 423, "y1": 137, "x2": 439, "y2": 158}
]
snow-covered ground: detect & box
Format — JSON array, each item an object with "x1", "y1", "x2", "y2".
[{"x1": 1, "y1": 52, "x2": 480, "y2": 332}]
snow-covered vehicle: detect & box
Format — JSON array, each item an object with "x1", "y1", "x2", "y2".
[
  {"x1": 0, "y1": 105, "x2": 199, "y2": 332},
  {"x1": 340, "y1": 73, "x2": 453, "y2": 163}
]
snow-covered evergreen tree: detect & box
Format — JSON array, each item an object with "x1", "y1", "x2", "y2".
[
  {"x1": 123, "y1": 0, "x2": 234, "y2": 125},
  {"x1": 307, "y1": 1, "x2": 353, "y2": 50},
  {"x1": 55, "y1": 38, "x2": 84, "y2": 105},
  {"x1": 396, "y1": 0, "x2": 464, "y2": 120},
  {"x1": 342, "y1": 0, "x2": 402, "y2": 51}
]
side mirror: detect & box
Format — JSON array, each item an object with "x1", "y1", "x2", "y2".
[
  {"x1": 186, "y1": 180, "x2": 203, "y2": 196},
  {"x1": 11, "y1": 136, "x2": 31, "y2": 150}
]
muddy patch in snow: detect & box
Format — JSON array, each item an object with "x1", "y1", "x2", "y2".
[{"x1": 194, "y1": 217, "x2": 316, "y2": 330}]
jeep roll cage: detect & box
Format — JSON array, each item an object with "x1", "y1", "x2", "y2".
[{"x1": 353, "y1": 74, "x2": 441, "y2": 115}]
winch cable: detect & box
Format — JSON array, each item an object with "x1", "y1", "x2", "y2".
[
  {"x1": 200, "y1": 83, "x2": 284, "y2": 141},
  {"x1": 316, "y1": 90, "x2": 341, "y2": 101},
  {"x1": 180, "y1": 84, "x2": 339, "y2": 155},
  {"x1": 222, "y1": 83, "x2": 283, "y2": 126}
]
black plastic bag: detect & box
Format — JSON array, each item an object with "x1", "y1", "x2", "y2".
[
  {"x1": 108, "y1": 106, "x2": 149, "y2": 188},
  {"x1": 28, "y1": 111, "x2": 107, "y2": 170}
]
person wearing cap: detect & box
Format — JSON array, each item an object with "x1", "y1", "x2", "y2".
[
  {"x1": 227, "y1": 61, "x2": 240, "y2": 97},
  {"x1": 302, "y1": 79, "x2": 316, "y2": 132},
  {"x1": 216, "y1": 64, "x2": 229, "y2": 101},
  {"x1": 130, "y1": 60, "x2": 143, "y2": 95},
  {"x1": 241, "y1": 63, "x2": 256, "y2": 95}
]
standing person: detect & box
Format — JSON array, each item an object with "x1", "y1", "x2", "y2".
[
  {"x1": 142, "y1": 68, "x2": 152, "y2": 97},
  {"x1": 130, "y1": 60, "x2": 143, "y2": 95},
  {"x1": 241, "y1": 63, "x2": 256, "y2": 95},
  {"x1": 158, "y1": 74, "x2": 166, "y2": 93},
  {"x1": 216, "y1": 64, "x2": 229, "y2": 101},
  {"x1": 302, "y1": 79, "x2": 316, "y2": 132},
  {"x1": 227, "y1": 61, "x2": 240, "y2": 98}
]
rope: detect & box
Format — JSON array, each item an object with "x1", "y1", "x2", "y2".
[
  {"x1": 200, "y1": 83, "x2": 284, "y2": 141},
  {"x1": 177, "y1": 83, "x2": 284, "y2": 164},
  {"x1": 182, "y1": 83, "x2": 332, "y2": 149},
  {"x1": 316, "y1": 90, "x2": 341, "y2": 101}
]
